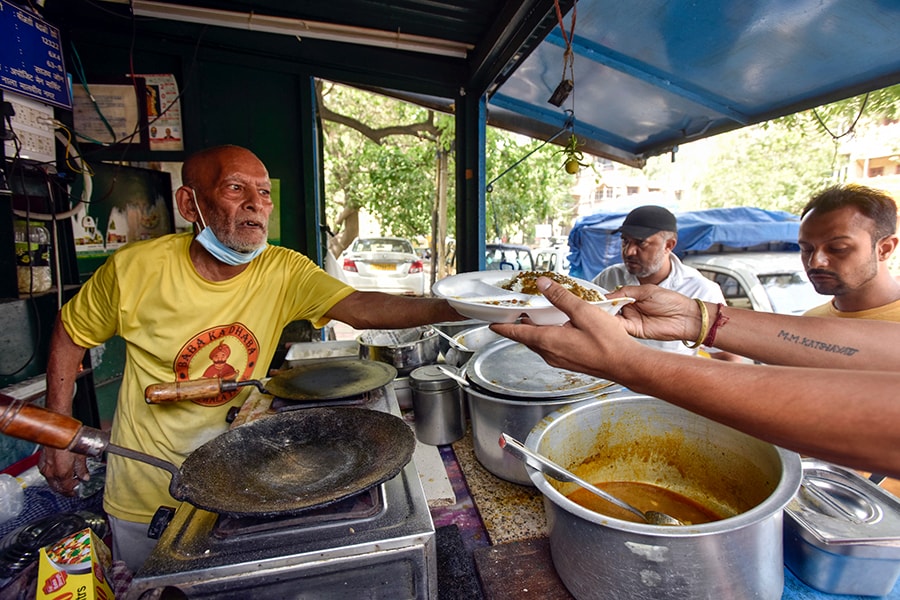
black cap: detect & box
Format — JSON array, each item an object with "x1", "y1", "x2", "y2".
[{"x1": 615, "y1": 206, "x2": 677, "y2": 240}]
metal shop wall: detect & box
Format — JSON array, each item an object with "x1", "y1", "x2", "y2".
[
  {"x1": 3, "y1": 9, "x2": 327, "y2": 412},
  {"x1": 55, "y1": 32, "x2": 321, "y2": 260}
]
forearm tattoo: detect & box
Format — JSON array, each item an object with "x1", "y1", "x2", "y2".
[{"x1": 777, "y1": 330, "x2": 859, "y2": 356}]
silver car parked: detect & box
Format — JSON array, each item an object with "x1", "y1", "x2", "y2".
[
  {"x1": 341, "y1": 237, "x2": 425, "y2": 296},
  {"x1": 683, "y1": 251, "x2": 830, "y2": 315}
]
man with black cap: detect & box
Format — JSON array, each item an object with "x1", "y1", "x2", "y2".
[{"x1": 593, "y1": 205, "x2": 741, "y2": 361}]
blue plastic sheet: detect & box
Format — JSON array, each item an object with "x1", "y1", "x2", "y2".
[
  {"x1": 568, "y1": 207, "x2": 802, "y2": 281},
  {"x1": 784, "y1": 566, "x2": 900, "y2": 599}
]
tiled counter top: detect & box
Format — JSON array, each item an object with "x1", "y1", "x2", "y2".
[{"x1": 450, "y1": 431, "x2": 545, "y2": 544}]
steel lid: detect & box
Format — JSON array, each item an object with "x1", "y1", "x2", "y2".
[
  {"x1": 785, "y1": 459, "x2": 900, "y2": 557},
  {"x1": 409, "y1": 364, "x2": 459, "y2": 391},
  {"x1": 466, "y1": 338, "x2": 615, "y2": 398}
]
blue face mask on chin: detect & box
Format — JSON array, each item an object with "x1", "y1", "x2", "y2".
[{"x1": 190, "y1": 189, "x2": 266, "y2": 266}]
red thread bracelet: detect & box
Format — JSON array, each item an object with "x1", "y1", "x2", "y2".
[{"x1": 702, "y1": 303, "x2": 728, "y2": 347}]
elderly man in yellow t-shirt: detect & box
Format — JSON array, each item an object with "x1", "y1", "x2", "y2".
[
  {"x1": 798, "y1": 183, "x2": 900, "y2": 496},
  {"x1": 39, "y1": 145, "x2": 464, "y2": 572}
]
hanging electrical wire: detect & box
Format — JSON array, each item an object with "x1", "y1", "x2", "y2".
[
  {"x1": 548, "y1": 0, "x2": 577, "y2": 108},
  {"x1": 486, "y1": 117, "x2": 574, "y2": 192},
  {"x1": 486, "y1": 0, "x2": 579, "y2": 238},
  {"x1": 813, "y1": 93, "x2": 869, "y2": 141},
  {"x1": 485, "y1": 114, "x2": 575, "y2": 241},
  {"x1": 813, "y1": 92, "x2": 869, "y2": 180},
  {"x1": 69, "y1": 41, "x2": 118, "y2": 143},
  {"x1": 65, "y1": 23, "x2": 207, "y2": 152},
  {"x1": 52, "y1": 124, "x2": 93, "y2": 175}
]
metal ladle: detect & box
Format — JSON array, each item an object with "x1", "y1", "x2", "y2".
[
  {"x1": 436, "y1": 365, "x2": 469, "y2": 387},
  {"x1": 499, "y1": 433, "x2": 684, "y2": 526},
  {"x1": 430, "y1": 326, "x2": 471, "y2": 352}
]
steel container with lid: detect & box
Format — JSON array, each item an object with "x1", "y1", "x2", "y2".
[
  {"x1": 409, "y1": 364, "x2": 464, "y2": 446},
  {"x1": 783, "y1": 459, "x2": 900, "y2": 596},
  {"x1": 443, "y1": 324, "x2": 505, "y2": 367},
  {"x1": 431, "y1": 319, "x2": 485, "y2": 358},
  {"x1": 463, "y1": 339, "x2": 623, "y2": 485}
]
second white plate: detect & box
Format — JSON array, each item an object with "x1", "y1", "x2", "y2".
[{"x1": 432, "y1": 271, "x2": 633, "y2": 325}]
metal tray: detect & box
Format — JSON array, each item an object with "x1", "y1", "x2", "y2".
[{"x1": 466, "y1": 338, "x2": 615, "y2": 398}]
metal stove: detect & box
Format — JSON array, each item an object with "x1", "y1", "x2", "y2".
[{"x1": 127, "y1": 382, "x2": 437, "y2": 600}]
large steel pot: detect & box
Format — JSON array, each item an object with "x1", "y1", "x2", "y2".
[
  {"x1": 465, "y1": 384, "x2": 605, "y2": 486},
  {"x1": 463, "y1": 339, "x2": 624, "y2": 486},
  {"x1": 357, "y1": 326, "x2": 440, "y2": 375},
  {"x1": 526, "y1": 394, "x2": 802, "y2": 600},
  {"x1": 443, "y1": 324, "x2": 505, "y2": 367}
]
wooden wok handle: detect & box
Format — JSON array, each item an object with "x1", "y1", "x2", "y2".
[
  {"x1": 0, "y1": 394, "x2": 91, "y2": 450},
  {"x1": 145, "y1": 378, "x2": 225, "y2": 403}
]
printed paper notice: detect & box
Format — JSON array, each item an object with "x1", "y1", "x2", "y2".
[{"x1": 142, "y1": 73, "x2": 184, "y2": 151}]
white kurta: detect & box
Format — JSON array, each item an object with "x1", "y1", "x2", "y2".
[{"x1": 594, "y1": 254, "x2": 726, "y2": 356}]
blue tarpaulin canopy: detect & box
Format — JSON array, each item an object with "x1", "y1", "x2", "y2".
[{"x1": 568, "y1": 207, "x2": 802, "y2": 280}]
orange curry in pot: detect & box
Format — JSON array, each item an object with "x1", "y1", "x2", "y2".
[{"x1": 566, "y1": 481, "x2": 724, "y2": 525}]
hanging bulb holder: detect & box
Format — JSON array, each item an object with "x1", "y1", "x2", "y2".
[
  {"x1": 548, "y1": 79, "x2": 573, "y2": 107},
  {"x1": 549, "y1": 0, "x2": 577, "y2": 107}
]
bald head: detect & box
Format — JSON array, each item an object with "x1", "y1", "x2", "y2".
[{"x1": 182, "y1": 145, "x2": 267, "y2": 191}]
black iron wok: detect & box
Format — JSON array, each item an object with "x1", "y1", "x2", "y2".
[
  {"x1": 143, "y1": 358, "x2": 397, "y2": 404},
  {"x1": 0, "y1": 395, "x2": 415, "y2": 518}
]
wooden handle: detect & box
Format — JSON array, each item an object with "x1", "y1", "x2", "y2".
[
  {"x1": 0, "y1": 394, "x2": 83, "y2": 450},
  {"x1": 144, "y1": 379, "x2": 224, "y2": 403}
]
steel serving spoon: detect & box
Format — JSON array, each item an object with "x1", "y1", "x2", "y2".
[
  {"x1": 436, "y1": 365, "x2": 469, "y2": 387},
  {"x1": 430, "y1": 326, "x2": 471, "y2": 352},
  {"x1": 499, "y1": 433, "x2": 683, "y2": 526}
]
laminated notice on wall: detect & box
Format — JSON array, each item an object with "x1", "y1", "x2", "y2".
[
  {"x1": 141, "y1": 73, "x2": 184, "y2": 151},
  {"x1": 72, "y1": 83, "x2": 142, "y2": 145}
]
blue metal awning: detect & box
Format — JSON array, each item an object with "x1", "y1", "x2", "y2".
[
  {"x1": 50, "y1": 0, "x2": 900, "y2": 273},
  {"x1": 70, "y1": 0, "x2": 900, "y2": 168},
  {"x1": 489, "y1": 0, "x2": 900, "y2": 166}
]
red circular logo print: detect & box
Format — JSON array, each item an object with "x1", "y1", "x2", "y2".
[{"x1": 173, "y1": 322, "x2": 260, "y2": 406}]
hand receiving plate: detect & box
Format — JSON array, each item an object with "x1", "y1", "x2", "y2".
[{"x1": 432, "y1": 270, "x2": 634, "y2": 325}]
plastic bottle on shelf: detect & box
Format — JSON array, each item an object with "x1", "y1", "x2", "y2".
[
  {"x1": 14, "y1": 220, "x2": 52, "y2": 294},
  {"x1": 0, "y1": 473, "x2": 25, "y2": 524}
]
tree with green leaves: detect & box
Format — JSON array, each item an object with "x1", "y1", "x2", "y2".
[
  {"x1": 484, "y1": 129, "x2": 576, "y2": 243},
  {"x1": 645, "y1": 84, "x2": 900, "y2": 214},
  {"x1": 317, "y1": 81, "x2": 578, "y2": 275},
  {"x1": 317, "y1": 81, "x2": 446, "y2": 256},
  {"x1": 690, "y1": 121, "x2": 835, "y2": 213}
]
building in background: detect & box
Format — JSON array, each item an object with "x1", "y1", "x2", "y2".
[
  {"x1": 569, "y1": 157, "x2": 685, "y2": 219},
  {"x1": 839, "y1": 119, "x2": 900, "y2": 276},
  {"x1": 840, "y1": 119, "x2": 900, "y2": 199}
]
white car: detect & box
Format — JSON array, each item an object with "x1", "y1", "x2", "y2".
[
  {"x1": 683, "y1": 252, "x2": 830, "y2": 315},
  {"x1": 534, "y1": 245, "x2": 571, "y2": 275},
  {"x1": 341, "y1": 237, "x2": 425, "y2": 296},
  {"x1": 484, "y1": 243, "x2": 534, "y2": 271}
]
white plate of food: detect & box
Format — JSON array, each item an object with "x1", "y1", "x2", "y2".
[{"x1": 432, "y1": 270, "x2": 634, "y2": 325}]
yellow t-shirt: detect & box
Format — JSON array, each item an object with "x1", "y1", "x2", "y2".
[
  {"x1": 804, "y1": 298, "x2": 900, "y2": 320},
  {"x1": 61, "y1": 233, "x2": 355, "y2": 522}
]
